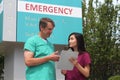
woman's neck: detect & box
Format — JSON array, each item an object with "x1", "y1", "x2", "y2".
[{"x1": 73, "y1": 47, "x2": 78, "y2": 52}]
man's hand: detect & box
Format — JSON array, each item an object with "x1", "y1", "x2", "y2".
[{"x1": 49, "y1": 51, "x2": 60, "y2": 61}]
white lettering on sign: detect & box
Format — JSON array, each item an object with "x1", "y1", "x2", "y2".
[{"x1": 18, "y1": 1, "x2": 82, "y2": 18}]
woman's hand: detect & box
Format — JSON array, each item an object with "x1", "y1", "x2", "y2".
[
  {"x1": 61, "y1": 70, "x2": 67, "y2": 75},
  {"x1": 69, "y1": 57, "x2": 78, "y2": 66}
]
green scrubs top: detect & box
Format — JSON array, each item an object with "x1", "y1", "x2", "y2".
[{"x1": 24, "y1": 35, "x2": 56, "y2": 80}]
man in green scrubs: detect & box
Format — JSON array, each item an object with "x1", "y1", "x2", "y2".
[{"x1": 24, "y1": 17, "x2": 60, "y2": 80}]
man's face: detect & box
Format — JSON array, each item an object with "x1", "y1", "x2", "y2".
[{"x1": 41, "y1": 22, "x2": 54, "y2": 38}]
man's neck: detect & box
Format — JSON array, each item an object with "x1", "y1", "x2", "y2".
[{"x1": 39, "y1": 32, "x2": 47, "y2": 40}]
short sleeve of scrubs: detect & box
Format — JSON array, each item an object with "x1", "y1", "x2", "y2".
[{"x1": 24, "y1": 37, "x2": 36, "y2": 53}]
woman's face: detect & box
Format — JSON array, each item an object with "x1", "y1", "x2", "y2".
[{"x1": 69, "y1": 35, "x2": 77, "y2": 48}]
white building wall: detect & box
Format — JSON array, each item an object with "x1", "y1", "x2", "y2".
[
  {"x1": 4, "y1": 46, "x2": 14, "y2": 80},
  {"x1": 14, "y1": 47, "x2": 26, "y2": 80}
]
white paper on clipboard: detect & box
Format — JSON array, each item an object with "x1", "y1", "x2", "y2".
[{"x1": 57, "y1": 49, "x2": 78, "y2": 70}]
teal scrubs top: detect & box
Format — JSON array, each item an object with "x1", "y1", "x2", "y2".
[{"x1": 24, "y1": 35, "x2": 56, "y2": 80}]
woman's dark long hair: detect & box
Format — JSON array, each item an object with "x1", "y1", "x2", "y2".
[{"x1": 68, "y1": 32, "x2": 86, "y2": 53}]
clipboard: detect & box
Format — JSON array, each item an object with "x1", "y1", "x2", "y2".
[{"x1": 57, "y1": 49, "x2": 78, "y2": 70}]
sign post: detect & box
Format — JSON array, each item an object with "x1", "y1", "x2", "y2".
[{"x1": 0, "y1": 0, "x2": 3, "y2": 42}]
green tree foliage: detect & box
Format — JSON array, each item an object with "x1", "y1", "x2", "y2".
[{"x1": 82, "y1": 0, "x2": 120, "y2": 79}]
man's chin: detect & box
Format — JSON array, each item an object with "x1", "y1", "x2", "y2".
[{"x1": 47, "y1": 35, "x2": 50, "y2": 38}]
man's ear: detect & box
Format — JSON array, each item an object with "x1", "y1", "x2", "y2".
[{"x1": 40, "y1": 27, "x2": 43, "y2": 31}]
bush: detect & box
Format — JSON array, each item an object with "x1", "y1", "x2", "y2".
[{"x1": 108, "y1": 75, "x2": 120, "y2": 80}]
